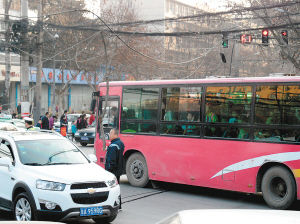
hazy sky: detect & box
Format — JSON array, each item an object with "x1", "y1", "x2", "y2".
[{"x1": 85, "y1": 0, "x2": 239, "y2": 16}]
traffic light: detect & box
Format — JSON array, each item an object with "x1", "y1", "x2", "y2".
[
  {"x1": 240, "y1": 34, "x2": 252, "y2": 44},
  {"x1": 262, "y1": 29, "x2": 269, "y2": 45},
  {"x1": 222, "y1": 33, "x2": 228, "y2": 48},
  {"x1": 281, "y1": 30, "x2": 288, "y2": 44}
]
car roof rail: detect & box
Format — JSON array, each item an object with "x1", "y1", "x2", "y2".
[{"x1": 35, "y1": 129, "x2": 63, "y2": 137}]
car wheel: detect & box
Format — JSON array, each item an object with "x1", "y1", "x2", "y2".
[
  {"x1": 262, "y1": 166, "x2": 296, "y2": 209},
  {"x1": 126, "y1": 152, "x2": 149, "y2": 187},
  {"x1": 80, "y1": 142, "x2": 88, "y2": 146},
  {"x1": 93, "y1": 214, "x2": 117, "y2": 223},
  {"x1": 13, "y1": 192, "x2": 36, "y2": 221}
]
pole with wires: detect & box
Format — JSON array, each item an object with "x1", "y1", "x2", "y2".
[
  {"x1": 33, "y1": 0, "x2": 44, "y2": 124},
  {"x1": 20, "y1": 0, "x2": 30, "y2": 104}
]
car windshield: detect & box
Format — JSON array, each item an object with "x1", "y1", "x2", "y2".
[{"x1": 16, "y1": 139, "x2": 89, "y2": 166}]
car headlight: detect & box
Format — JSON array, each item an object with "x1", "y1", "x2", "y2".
[
  {"x1": 75, "y1": 132, "x2": 80, "y2": 136},
  {"x1": 106, "y1": 176, "x2": 118, "y2": 188},
  {"x1": 92, "y1": 133, "x2": 95, "y2": 137},
  {"x1": 36, "y1": 180, "x2": 66, "y2": 191}
]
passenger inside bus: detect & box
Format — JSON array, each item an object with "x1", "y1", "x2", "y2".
[
  {"x1": 205, "y1": 103, "x2": 218, "y2": 123},
  {"x1": 182, "y1": 113, "x2": 196, "y2": 135}
]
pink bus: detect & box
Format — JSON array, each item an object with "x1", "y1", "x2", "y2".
[{"x1": 94, "y1": 76, "x2": 300, "y2": 209}]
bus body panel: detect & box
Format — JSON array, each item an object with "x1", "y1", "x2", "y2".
[
  {"x1": 96, "y1": 132, "x2": 300, "y2": 199},
  {"x1": 95, "y1": 79, "x2": 300, "y2": 201}
]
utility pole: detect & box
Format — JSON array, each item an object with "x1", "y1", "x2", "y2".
[
  {"x1": 33, "y1": 0, "x2": 43, "y2": 124},
  {"x1": 20, "y1": 0, "x2": 29, "y2": 104},
  {"x1": 3, "y1": 0, "x2": 12, "y2": 111}
]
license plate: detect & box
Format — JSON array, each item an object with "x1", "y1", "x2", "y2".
[
  {"x1": 81, "y1": 137, "x2": 89, "y2": 140},
  {"x1": 80, "y1": 206, "x2": 103, "y2": 216}
]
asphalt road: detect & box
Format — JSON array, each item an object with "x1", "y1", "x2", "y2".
[{"x1": 1, "y1": 144, "x2": 300, "y2": 224}]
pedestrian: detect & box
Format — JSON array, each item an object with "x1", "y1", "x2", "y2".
[
  {"x1": 49, "y1": 114, "x2": 56, "y2": 130},
  {"x1": 41, "y1": 112, "x2": 50, "y2": 130},
  {"x1": 17, "y1": 103, "x2": 21, "y2": 115},
  {"x1": 76, "y1": 115, "x2": 82, "y2": 130},
  {"x1": 36, "y1": 118, "x2": 42, "y2": 128},
  {"x1": 55, "y1": 105, "x2": 59, "y2": 114},
  {"x1": 60, "y1": 110, "x2": 68, "y2": 136},
  {"x1": 12, "y1": 111, "x2": 17, "y2": 119},
  {"x1": 105, "y1": 128, "x2": 124, "y2": 210},
  {"x1": 89, "y1": 113, "x2": 95, "y2": 126},
  {"x1": 82, "y1": 114, "x2": 88, "y2": 129},
  {"x1": 25, "y1": 117, "x2": 39, "y2": 130},
  {"x1": 105, "y1": 129, "x2": 125, "y2": 183},
  {"x1": 71, "y1": 121, "x2": 77, "y2": 141}
]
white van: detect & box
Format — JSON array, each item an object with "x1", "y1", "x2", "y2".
[{"x1": 0, "y1": 131, "x2": 120, "y2": 223}]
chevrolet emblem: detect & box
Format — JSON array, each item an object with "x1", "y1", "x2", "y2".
[{"x1": 87, "y1": 188, "x2": 96, "y2": 194}]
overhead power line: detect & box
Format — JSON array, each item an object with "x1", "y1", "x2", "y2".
[{"x1": 43, "y1": 21, "x2": 300, "y2": 37}]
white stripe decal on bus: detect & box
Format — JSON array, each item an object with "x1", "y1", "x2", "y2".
[{"x1": 210, "y1": 152, "x2": 300, "y2": 179}]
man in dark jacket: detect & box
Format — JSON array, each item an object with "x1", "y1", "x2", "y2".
[
  {"x1": 41, "y1": 112, "x2": 50, "y2": 130},
  {"x1": 105, "y1": 128, "x2": 125, "y2": 183},
  {"x1": 105, "y1": 128, "x2": 124, "y2": 210}
]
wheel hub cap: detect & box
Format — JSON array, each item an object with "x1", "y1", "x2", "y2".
[
  {"x1": 15, "y1": 198, "x2": 32, "y2": 221},
  {"x1": 130, "y1": 160, "x2": 144, "y2": 180},
  {"x1": 271, "y1": 177, "x2": 287, "y2": 198}
]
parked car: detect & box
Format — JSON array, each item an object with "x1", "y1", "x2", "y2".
[
  {"x1": 0, "y1": 131, "x2": 120, "y2": 223},
  {"x1": 74, "y1": 122, "x2": 96, "y2": 146},
  {"x1": 0, "y1": 122, "x2": 19, "y2": 131},
  {"x1": 0, "y1": 117, "x2": 26, "y2": 131}
]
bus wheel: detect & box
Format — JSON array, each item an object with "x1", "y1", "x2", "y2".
[
  {"x1": 261, "y1": 166, "x2": 296, "y2": 209},
  {"x1": 126, "y1": 153, "x2": 149, "y2": 187}
]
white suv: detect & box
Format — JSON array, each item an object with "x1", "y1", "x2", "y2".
[{"x1": 0, "y1": 130, "x2": 120, "y2": 223}]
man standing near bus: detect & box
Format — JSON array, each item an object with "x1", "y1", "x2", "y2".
[
  {"x1": 105, "y1": 128, "x2": 124, "y2": 209},
  {"x1": 105, "y1": 128, "x2": 125, "y2": 182}
]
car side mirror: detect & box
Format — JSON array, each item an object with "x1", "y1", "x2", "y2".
[
  {"x1": 88, "y1": 154, "x2": 97, "y2": 163},
  {"x1": 0, "y1": 157, "x2": 12, "y2": 168}
]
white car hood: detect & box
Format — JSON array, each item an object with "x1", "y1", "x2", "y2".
[{"x1": 25, "y1": 162, "x2": 111, "y2": 184}]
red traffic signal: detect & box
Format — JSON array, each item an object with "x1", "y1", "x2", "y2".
[
  {"x1": 281, "y1": 30, "x2": 288, "y2": 44},
  {"x1": 262, "y1": 29, "x2": 269, "y2": 45},
  {"x1": 262, "y1": 29, "x2": 269, "y2": 36}
]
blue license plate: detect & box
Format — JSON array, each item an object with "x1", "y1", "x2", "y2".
[
  {"x1": 80, "y1": 206, "x2": 103, "y2": 216},
  {"x1": 81, "y1": 137, "x2": 89, "y2": 141}
]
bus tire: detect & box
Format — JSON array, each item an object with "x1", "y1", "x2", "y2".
[
  {"x1": 261, "y1": 166, "x2": 296, "y2": 209},
  {"x1": 126, "y1": 152, "x2": 149, "y2": 187}
]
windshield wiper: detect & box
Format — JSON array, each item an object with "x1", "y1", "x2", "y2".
[
  {"x1": 44, "y1": 162, "x2": 75, "y2": 165},
  {"x1": 46, "y1": 149, "x2": 80, "y2": 164},
  {"x1": 24, "y1": 163, "x2": 44, "y2": 166}
]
